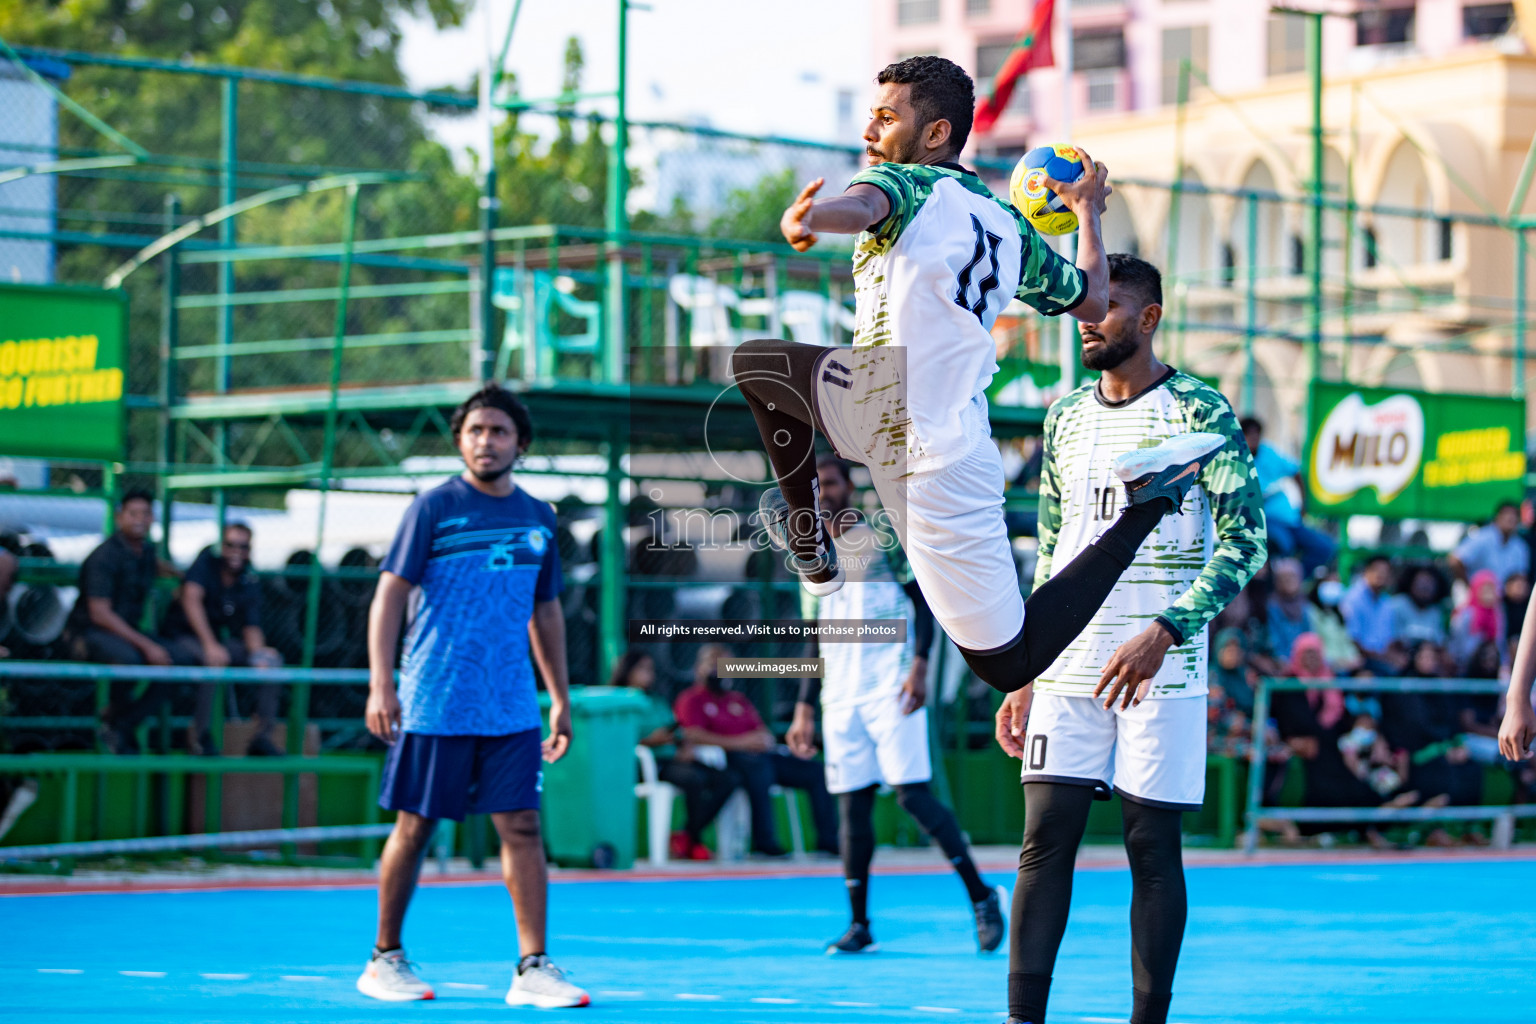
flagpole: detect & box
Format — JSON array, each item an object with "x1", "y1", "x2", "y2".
[{"x1": 1057, "y1": 0, "x2": 1077, "y2": 396}]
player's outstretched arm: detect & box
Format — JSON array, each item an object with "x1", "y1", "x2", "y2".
[
  {"x1": 780, "y1": 178, "x2": 891, "y2": 252},
  {"x1": 1500, "y1": 594, "x2": 1536, "y2": 760},
  {"x1": 1043, "y1": 147, "x2": 1112, "y2": 323}
]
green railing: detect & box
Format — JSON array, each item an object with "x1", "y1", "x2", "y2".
[{"x1": 1243, "y1": 676, "x2": 1526, "y2": 852}]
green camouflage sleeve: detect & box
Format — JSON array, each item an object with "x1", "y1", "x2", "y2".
[
  {"x1": 1031, "y1": 401, "x2": 1064, "y2": 590},
  {"x1": 1154, "y1": 377, "x2": 1268, "y2": 644},
  {"x1": 1014, "y1": 216, "x2": 1087, "y2": 316},
  {"x1": 849, "y1": 164, "x2": 933, "y2": 249}
]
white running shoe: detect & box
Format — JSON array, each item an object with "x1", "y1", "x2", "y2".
[
  {"x1": 505, "y1": 955, "x2": 590, "y2": 1009},
  {"x1": 356, "y1": 948, "x2": 434, "y2": 1001}
]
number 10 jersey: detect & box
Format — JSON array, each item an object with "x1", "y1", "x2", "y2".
[{"x1": 834, "y1": 162, "x2": 1086, "y2": 478}]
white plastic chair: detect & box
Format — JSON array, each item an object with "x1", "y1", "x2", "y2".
[{"x1": 634, "y1": 745, "x2": 681, "y2": 866}]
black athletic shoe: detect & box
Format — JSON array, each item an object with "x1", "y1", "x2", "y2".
[
  {"x1": 974, "y1": 883, "x2": 1007, "y2": 953},
  {"x1": 826, "y1": 920, "x2": 878, "y2": 955}
]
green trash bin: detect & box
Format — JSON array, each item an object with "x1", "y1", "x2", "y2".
[{"x1": 538, "y1": 686, "x2": 649, "y2": 869}]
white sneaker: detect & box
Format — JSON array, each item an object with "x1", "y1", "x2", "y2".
[
  {"x1": 505, "y1": 955, "x2": 590, "y2": 1009},
  {"x1": 356, "y1": 948, "x2": 434, "y2": 1001},
  {"x1": 1112, "y1": 432, "x2": 1226, "y2": 508}
]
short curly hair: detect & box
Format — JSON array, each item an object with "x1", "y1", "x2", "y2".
[
  {"x1": 876, "y1": 56, "x2": 975, "y2": 157},
  {"x1": 450, "y1": 383, "x2": 534, "y2": 448}
]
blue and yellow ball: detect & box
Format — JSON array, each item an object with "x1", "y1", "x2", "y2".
[{"x1": 1010, "y1": 144, "x2": 1085, "y2": 236}]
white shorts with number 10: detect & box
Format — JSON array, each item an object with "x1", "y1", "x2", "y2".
[{"x1": 1020, "y1": 692, "x2": 1207, "y2": 810}]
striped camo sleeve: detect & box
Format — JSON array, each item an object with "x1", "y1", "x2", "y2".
[{"x1": 1154, "y1": 377, "x2": 1268, "y2": 644}]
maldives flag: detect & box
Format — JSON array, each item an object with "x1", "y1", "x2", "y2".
[{"x1": 974, "y1": 0, "x2": 1056, "y2": 135}]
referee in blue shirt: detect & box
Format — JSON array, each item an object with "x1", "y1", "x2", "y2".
[{"x1": 356, "y1": 384, "x2": 589, "y2": 1009}]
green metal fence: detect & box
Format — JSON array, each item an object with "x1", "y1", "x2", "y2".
[{"x1": 4, "y1": 42, "x2": 1536, "y2": 771}]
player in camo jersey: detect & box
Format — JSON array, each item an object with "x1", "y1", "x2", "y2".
[
  {"x1": 994, "y1": 255, "x2": 1266, "y2": 1024},
  {"x1": 733, "y1": 55, "x2": 1227, "y2": 698},
  {"x1": 787, "y1": 455, "x2": 1005, "y2": 957}
]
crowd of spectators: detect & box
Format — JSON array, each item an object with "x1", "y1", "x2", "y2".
[
  {"x1": 1208, "y1": 484, "x2": 1534, "y2": 846},
  {"x1": 57, "y1": 489, "x2": 285, "y2": 756}
]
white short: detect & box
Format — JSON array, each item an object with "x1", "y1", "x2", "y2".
[
  {"x1": 822, "y1": 693, "x2": 932, "y2": 795},
  {"x1": 1020, "y1": 691, "x2": 1207, "y2": 810},
  {"x1": 814, "y1": 352, "x2": 1024, "y2": 653}
]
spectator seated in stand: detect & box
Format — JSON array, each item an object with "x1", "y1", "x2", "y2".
[
  {"x1": 1265, "y1": 558, "x2": 1316, "y2": 667},
  {"x1": 62, "y1": 489, "x2": 194, "y2": 754},
  {"x1": 1503, "y1": 572, "x2": 1529, "y2": 641},
  {"x1": 1388, "y1": 565, "x2": 1449, "y2": 649},
  {"x1": 1380, "y1": 640, "x2": 1488, "y2": 846},
  {"x1": 1449, "y1": 502, "x2": 1528, "y2": 590},
  {"x1": 1241, "y1": 416, "x2": 1337, "y2": 577},
  {"x1": 1449, "y1": 569, "x2": 1505, "y2": 670},
  {"x1": 672, "y1": 644, "x2": 838, "y2": 858},
  {"x1": 614, "y1": 649, "x2": 740, "y2": 861},
  {"x1": 1457, "y1": 640, "x2": 1506, "y2": 767},
  {"x1": 1210, "y1": 626, "x2": 1256, "y2": 718},
  {"x1": 1308, "y1": 574, "x2": 1365, "y2": 676},
  {"x1": 1340, "y1": 555, "x2": 1406, "y2": 676},
  {"x1": 1270, "y1": 633, "x2": 1396, "y2": 849},
  {"x1": 160, "y1": 522, "x2": 284, "y2": 757}
]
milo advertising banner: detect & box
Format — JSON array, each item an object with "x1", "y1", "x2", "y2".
[
  {"x1": 0, "y1": 282, "x2": 127, "y2": 461},
  {"x1": 1306, "y1": 381, "x2": 1526, "y2": 521}
]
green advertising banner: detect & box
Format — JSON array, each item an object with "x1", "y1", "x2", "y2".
[
  {"x1": 0, "y1": 282, "x2": 127, "y2": 461},
  {"x1": 1306, "y1": 381, "x2": 1526, "y2": 521}
]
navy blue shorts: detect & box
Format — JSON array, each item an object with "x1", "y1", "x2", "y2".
[{"x1": 378, "y1": 729, "x2": 543, "y2": 821}]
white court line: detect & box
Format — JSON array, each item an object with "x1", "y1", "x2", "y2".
[
  {"x1": 442, "y1": 982, "x2": 488, "y2": 990},
  {"x1": 751, "y1": 997, "x2": 799, "y2": 1004},
  {"x1": 119, "y1": 971, "x2": 166, "y2": 978},
  {"x1": 37, "y1": 969, "x2": 83, "y2": 974},
  {"x1": 200, "y1": 973, "x2": 249, "y2": 980},
  {"x1": 831, "y1": 1001, "x2": 877, "y2": 1008},
  {"x1": 596, "y1": 991, "x2": 645, "y2": 997},
  {"x1": 912, "y1": 1007, "x2": 961, "y2": 1014},
  {"x1": 280, "y1": 975, "x2": 327, "y2": 981},
  {"x1": 675, "y1": 993, "x2": 722, "y2": 1001}
]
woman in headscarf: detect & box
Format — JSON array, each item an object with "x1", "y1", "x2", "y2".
[
  {"x1": 1269, "y1": 633, "x2": 1390, "y2": 845},
  {"x1": 1210, "y1": 627, "x2": 1254, "y2": 716},
  {"x1": 1380, "y1": 640, "x2": 1486, "y2": 845},
  {"x1": 1450, "y1": 569, "x2": 1505, "y2": 669}
]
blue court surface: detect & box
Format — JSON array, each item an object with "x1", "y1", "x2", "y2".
[{"x1": 6, "y1": 856, "x2": 1532, "y2": 1024}]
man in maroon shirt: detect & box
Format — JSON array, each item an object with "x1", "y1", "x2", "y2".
[{"x1": 674, "y1": 644, "x2": 837, "y2": 856}]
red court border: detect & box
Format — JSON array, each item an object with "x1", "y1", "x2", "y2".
[{"x1": 4, "y1": 847, "x2": 1534, "y2": 897}]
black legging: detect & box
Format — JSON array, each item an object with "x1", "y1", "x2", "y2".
[
  {"x1": 732, "y1": 337, "x2": 1176, "y2": 694},
  {"x1": 1008, "y1": 783, "x2": 1187, "y2": 1024},
  {"x1": 839, "y1": 782, "x2": 990, "y2": 924}
]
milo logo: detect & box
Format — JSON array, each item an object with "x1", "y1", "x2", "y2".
[{"x1": 1310, "y1": 392, "x2": 1424, "y2": 505}]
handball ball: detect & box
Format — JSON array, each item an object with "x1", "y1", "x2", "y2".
[{"x1": 1010, "y1": 144, "x2": 1084, "y2": 236}]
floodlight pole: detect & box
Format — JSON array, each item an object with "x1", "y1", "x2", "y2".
[
  {"x1": 216, "y1": 78, "x2": 238, "y2": 536},
  {"x1": 1306, "y1": 10, "x2": 1324, "y2": 398},
  {"x1": 1057, "y1": 0, "x2": 1076, "y2": 395},
  {"x1": 599, "y1": 0, "x2": 637, "y2": 682},
  {"x1": 604, "y1": 0, "x2": 631, "y2": 386},
  {"x1": 1273, "y1": 5, "x2": 1329, "y2": 437}
]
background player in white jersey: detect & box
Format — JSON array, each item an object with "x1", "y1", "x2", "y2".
[
  {"x1": 787, "y1": 455, "x2": 1005, "y2": 956},
  {"x1": 732, "y1": 55, "x2": 1225, "y2": 697},
  {"x1": 994, "y1": 255, "x2": 1266, "y2": 1024}
]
